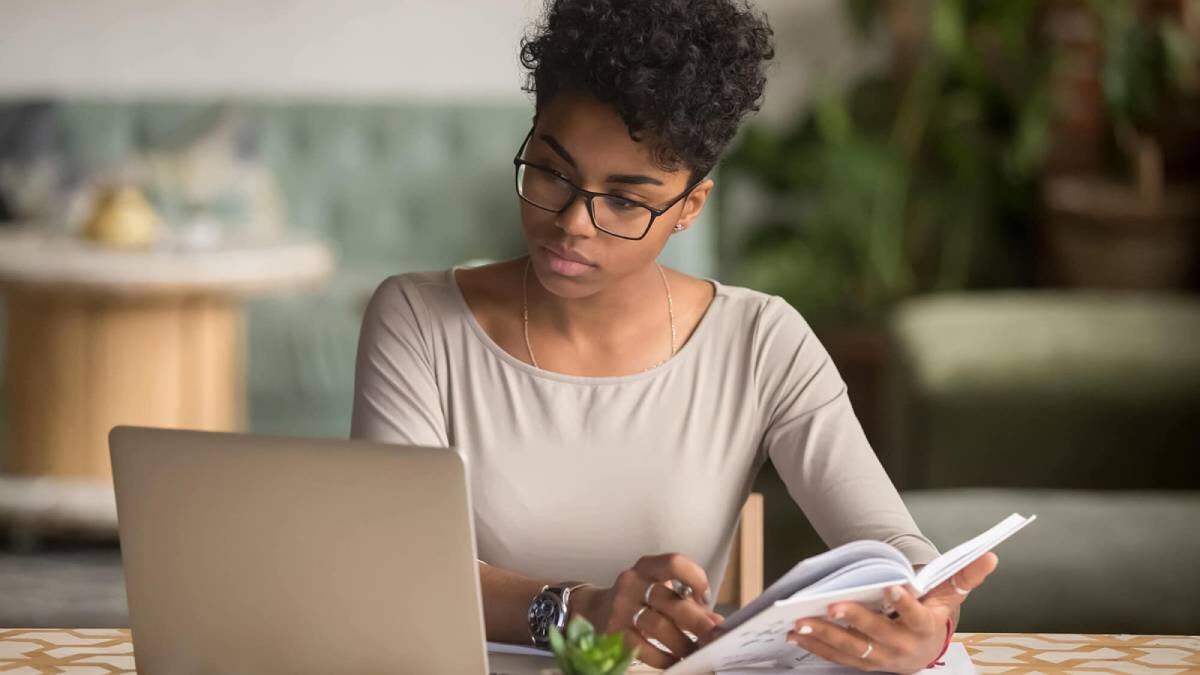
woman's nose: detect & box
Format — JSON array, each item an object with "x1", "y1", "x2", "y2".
[{"x1": 556, "y1": 195, "x2": 597, "y2": 237}]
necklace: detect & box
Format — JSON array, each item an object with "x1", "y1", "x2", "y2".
[{"x1": 522, "y1": 258, "x2": 676, "y2": 372}]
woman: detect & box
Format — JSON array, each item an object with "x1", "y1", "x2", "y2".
[{"x1": 351, "y1": 0, "x2": 997, "y2": 671}]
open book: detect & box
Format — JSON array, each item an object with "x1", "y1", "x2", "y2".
[{"x1": 664, "y1": 513, "x2": 1036, "y2": 675}]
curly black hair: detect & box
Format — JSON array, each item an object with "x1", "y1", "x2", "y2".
[{"x1": 520, "y1": 0, "x2": 775, "y2": 181}]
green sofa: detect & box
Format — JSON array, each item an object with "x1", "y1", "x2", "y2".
[
  {"x1": 887, "y1": 292, "x2": 1200, "y2": 633},
  {"x1": 885, "y1": 291, "x2": 1200, "y2": 491}
]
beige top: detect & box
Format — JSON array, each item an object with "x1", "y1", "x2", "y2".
[{"x1": 350, "y1": 268, "x2": 938, "y2": 592}]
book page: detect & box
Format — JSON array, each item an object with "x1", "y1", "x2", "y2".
[
  {"x1": 914, "y1": 514, "x2": 1036, "y2": 594},
  {"x1": 666, "y1": 515, "x2": 1033, "y2": 675},
  {"x1": 721, "y1": 539, "x2": 907, "y2": 632},
  {"x1": 789, "y1": 558, "x2": 914, "y2": 598},
  {"x1": 664, "y1": 580, "x2": 904, "y2": 675}
]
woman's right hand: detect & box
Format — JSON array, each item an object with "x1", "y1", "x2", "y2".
[{"x1": 571, "y1": 553, "x2": 725, "y2": 669}]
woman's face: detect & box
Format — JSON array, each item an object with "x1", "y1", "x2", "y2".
[{"x1": 518, "y1": 90, "x2": 712, "y2": 299}]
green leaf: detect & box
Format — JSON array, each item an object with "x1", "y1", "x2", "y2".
[
  {"x1": 548, "y1": 617, "x2": 636, "y2": 675},
  {"x1": 549, "y1": 626, "x2": 566, "y2": 656},
  {"x1": 1161, "y1": 22, "x2": 1196, "y2": 92},
  {"x1": 610, "y1": 649, "x2": 637, "y2": 675},
  {"x1": 813, "y1": 94, "x2": 855, "y2": 145},
  {"x1": 566, "y1": 616, "x2": 593, "y2": 643},
  {"x1": 930, "y1": 0, "x2": 965, "y2": 59}
]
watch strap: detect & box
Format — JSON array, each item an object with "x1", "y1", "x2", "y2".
[{"x1": 529, "y1": 581, "x2": 590, "y2": 647}]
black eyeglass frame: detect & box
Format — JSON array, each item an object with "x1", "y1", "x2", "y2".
[{"x1": 512, "y1": 128, "x2": 705, "y2": 241}]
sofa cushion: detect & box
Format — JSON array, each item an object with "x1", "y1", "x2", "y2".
[
  {"x1": 886, "y1": 292, "x2": 1200, "y2": 489},
  {"x1": 904, "y1": 488, "x2": 1200, "y2": 634}
]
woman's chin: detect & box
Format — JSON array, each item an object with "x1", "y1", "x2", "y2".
[
  {"x1": 526, "y1": 248, "x2": 599, "y2": 294},
  {"x1": 529, "y1": 262, "x2": 601, "y2": 299}
]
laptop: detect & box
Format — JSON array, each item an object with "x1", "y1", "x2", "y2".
[{"x1": 109, "y1": 426, "x2": 554, "y2": 674}]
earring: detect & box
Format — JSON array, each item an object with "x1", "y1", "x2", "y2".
[{"x1": 673, "y1": 223, "x2": 685, "y2": 232}]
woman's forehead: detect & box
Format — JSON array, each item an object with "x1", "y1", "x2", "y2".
[{"x1": 533, "y1": 92, "x2": 681, "y2": 184}]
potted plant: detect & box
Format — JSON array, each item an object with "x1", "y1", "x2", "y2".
[
  {"x1": 545, "y1": 617, "x2": 638, "y2": 675},
  {"x1": 1041, "y1": 0, "x2": 1200, "y2": 289},
  {"x1": 721, "y1": 0, "x2": 1052, "y2": 446}
]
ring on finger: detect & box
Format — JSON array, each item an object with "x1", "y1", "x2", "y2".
[
  {"x1": 668, "y1": 579, "x2": 694, "y2": 600},
  {"x1": 949, "y1": 577, "x2": 970, "y2": 595},
  {"x1": 643, "y1": 582, "x2": 657, "y2": 605},
  {"x1": 859, "y1": 640, "x2": 873, "y2": 660},
  {"x1": 632, "y1": 605, "x2": 648, "y2": 629}
]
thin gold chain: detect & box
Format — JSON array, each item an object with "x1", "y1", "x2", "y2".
[{"x1": 523, "y1": 258, "x2": 676, "y2": 371}]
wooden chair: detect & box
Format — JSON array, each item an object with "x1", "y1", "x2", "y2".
[{"x1": 715, "y1": 493, "x2": 763, "y2": 608}]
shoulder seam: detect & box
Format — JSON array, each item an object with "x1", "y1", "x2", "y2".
[
  {"x1": 750, "y1": 294, "x2": 778, "y2": 463},
  {"x1": 384, "y1": 272, "x2": 441, "y2": 369}
]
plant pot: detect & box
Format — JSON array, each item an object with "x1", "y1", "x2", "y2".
[{"x1": 1040, "y1": 174, "x2": 1200, "y2": 289}]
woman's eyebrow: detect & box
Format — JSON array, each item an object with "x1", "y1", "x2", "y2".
[
  {"x1": 539, "y1": 133, "x2": 665, "y2": 187},
  {"x1": 607, "y1": 173, "x2": 664, "y2": 187},
  {"x1": 539, "y1": 133, "x2": 578, "y2": 168}
]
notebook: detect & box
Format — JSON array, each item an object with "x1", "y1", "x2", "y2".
[{"x1": 664, "y1": 514, "x2": 1035, "y2": 674}]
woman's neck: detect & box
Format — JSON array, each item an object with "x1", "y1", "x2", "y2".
[{"x1": 526, "y1": 258, "x2": 670, "y2": 348}]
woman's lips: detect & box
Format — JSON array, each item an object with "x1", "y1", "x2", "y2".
[{"x1": 542, "y1": 245, "x2": 596, "y2": 277}]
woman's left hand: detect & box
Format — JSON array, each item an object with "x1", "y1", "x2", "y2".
[{"x1": 785, "y1": 552, "x2": 998, "y2": 674}]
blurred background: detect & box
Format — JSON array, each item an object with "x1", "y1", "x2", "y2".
[{"x1": 0, "y1": 0, "x2": 1197, "y2": 636}]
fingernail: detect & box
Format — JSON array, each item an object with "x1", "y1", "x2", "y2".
[
  {"x1": 889, "y1": 586, "x2": 903, "y2": 601},
  {"x1": 832, "y1": 609, "x2": 845, "y2": 621},
  {"x1": 787, "y1": 635, "x2": 799, "y2": 645},
  {"x1": 798, "y1": 624, "x2": 813, "y2": 635},
  {"x1": 881, "y1": 602, "x2": 895, "y2": 615},
  {"x1": 703, "y1": 589, "x2": 712, "y2": 604}
]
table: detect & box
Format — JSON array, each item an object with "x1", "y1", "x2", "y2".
[
  {"x1": 1, "y1": 629, "x2": 1197, "y2": 673},
  {"x1": 0, "y1": 228, "x2": 333, "y2": 483}
]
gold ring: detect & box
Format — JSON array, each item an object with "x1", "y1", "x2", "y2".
[{"x1": 950, "y1": 577, "x2": 970, "y2": 596}]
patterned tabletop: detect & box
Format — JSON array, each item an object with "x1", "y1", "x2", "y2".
[{"x1": 1, "y1": 629, "x2": 1198, "y2": 673}]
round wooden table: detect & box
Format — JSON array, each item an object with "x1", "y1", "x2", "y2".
[{"x1": 0, "y1": 228, "x2": 333, "y2": 483}]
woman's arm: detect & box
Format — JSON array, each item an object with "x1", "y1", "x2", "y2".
[
  {"x1": 752, "y1": 296, "x2": 990, "y2": 672},
  {"x1": 351, "y1": 275, "x2": 448, "y2": 446},
  {"x1": 752, "y1": 296, "x2": 938, "y2": 565},
  {"x1": 350, "y1": 279, "x2": 555, "y2": 644},
  {"x1": 478, "y1": 561, "x2": 557, "y2": 644}
]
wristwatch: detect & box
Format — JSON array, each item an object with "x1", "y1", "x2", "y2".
[{"x1": 528, "y1": 581, "x2": 588, "y2": 647}]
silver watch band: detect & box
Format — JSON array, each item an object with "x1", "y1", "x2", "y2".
[{"x1": 559, "y1": 581, "x2": 589, "y2": 620}]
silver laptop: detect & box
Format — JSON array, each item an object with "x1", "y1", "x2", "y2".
[{"x1": 109, "y1": 426, "x2": 550, "y2": 674}]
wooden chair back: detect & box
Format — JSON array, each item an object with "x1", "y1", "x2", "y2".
[{"x1": 715, "y1": 493, "x2": 763, "y2": 608}]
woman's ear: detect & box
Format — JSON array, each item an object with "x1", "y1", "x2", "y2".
[{"x1": 674, "y1": 178, "x2": 714, "y2": 233}]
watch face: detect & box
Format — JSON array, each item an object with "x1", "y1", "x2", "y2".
[{"x1": 528, "y1": 592, "x2": 565, "y2": 642}]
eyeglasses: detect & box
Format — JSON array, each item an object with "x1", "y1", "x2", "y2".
[{"x1": 512, "y1": 128, "x2": 702, "y2": 241}]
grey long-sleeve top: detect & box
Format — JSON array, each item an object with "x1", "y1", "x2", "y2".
[{"x1": 351, "y1": 269, "x2": 938, "y2": 591}]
